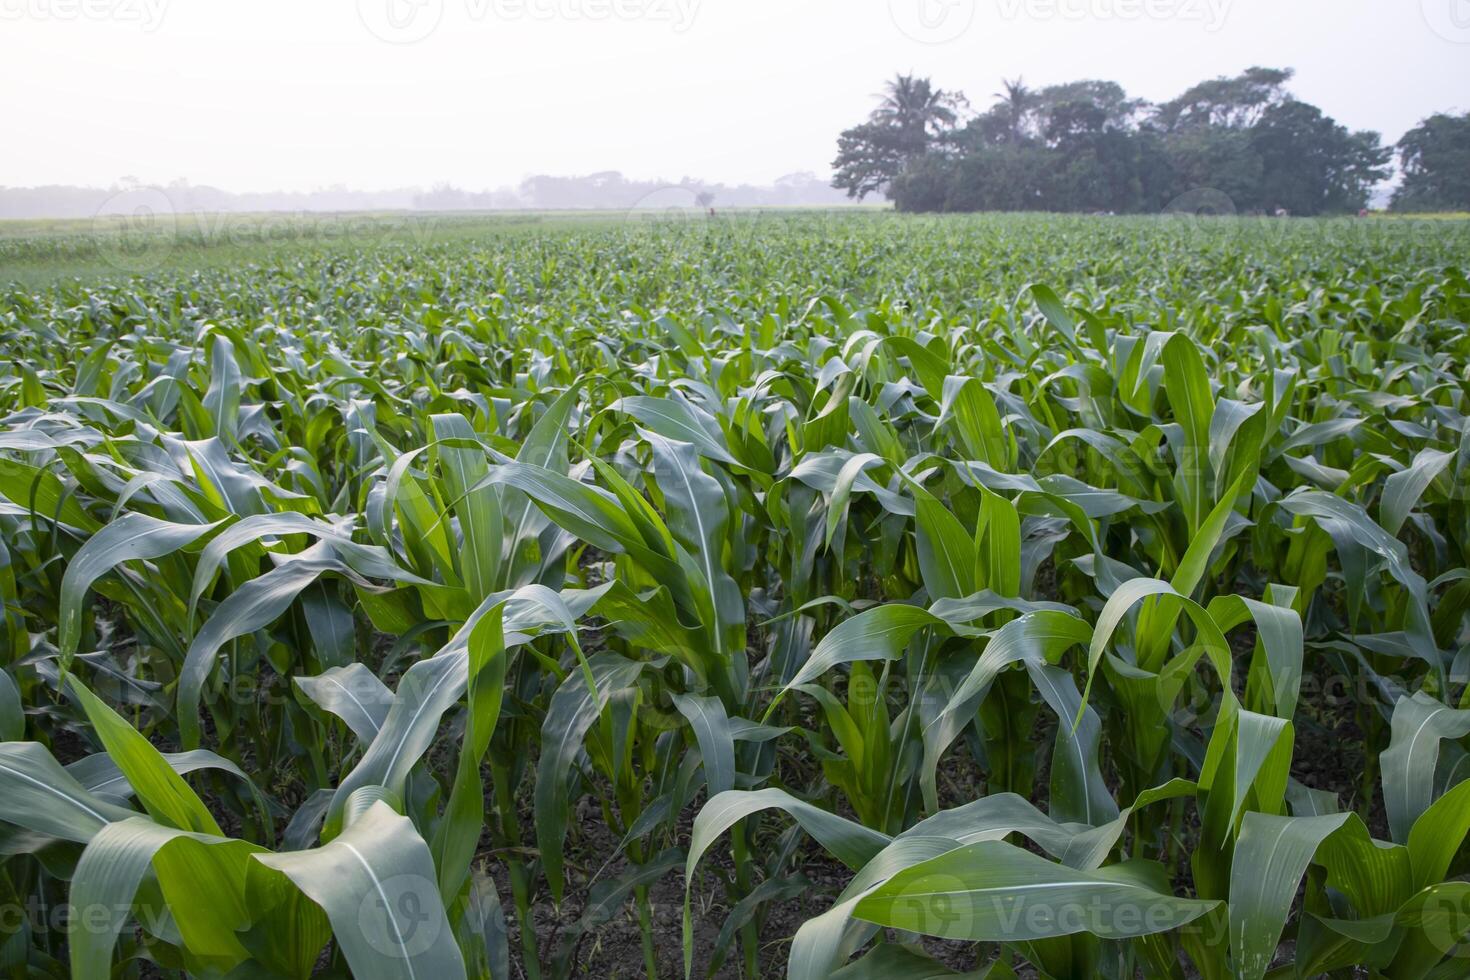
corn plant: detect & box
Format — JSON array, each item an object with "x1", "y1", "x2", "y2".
[{"x1": 0, "y1": 212, "x2": 1467, "y2": 978}]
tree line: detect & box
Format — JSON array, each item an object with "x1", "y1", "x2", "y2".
[{"x1": 833, "y1": 68, "x2": 1470, "y2": 215}]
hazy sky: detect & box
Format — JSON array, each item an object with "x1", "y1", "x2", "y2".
[{"x1": 2, "y1": 0, "x2": 1467, "y2": 192}]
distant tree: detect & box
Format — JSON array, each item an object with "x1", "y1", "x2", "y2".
[
  {"x1": 956, "y1": 106, "x2": 1016, "y2": 148},
  {"x1": 831, "y1": 122, "x2": 915, "y2": 200},
  {"x1": 862, "y1": 67, "x2": 1393, "y2": 216},
  {"x1": 1154, "y1": 67, "x2": 1293, "y2": 132},
  {"x1": 1250, "y1": 100, "x2": 1390, "y2": 214},
  {"x1": 874, "y1": 73, "x2": 966, "y2": 144},
  {"x1": 1154, "y1": 127, "x2": 1260, "y2": 210},
  {"x1": 887, "y1": 154, "x2": 956, "y2": 212},
  {"x1": 1392, "y1": 113, "x2": 1470, "y2": 212},
  {"x1": 832, "y1": 74, "x2": 965, "y2": 200},
  {"x1": 943, "y1": 145, "x2": 1053, "y2": 211},
  {"x1": 993, "y1": 77, "x2": 1033, "y2": 144},
  {"x1": 1033, "y1": 81, "x2": 1140, "y2": 143}
]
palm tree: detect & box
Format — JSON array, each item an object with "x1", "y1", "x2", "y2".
[
  {"x1": 872, "y1": 73, "x2": 965, "y2": 156},
  {"x1": 994, "y1": 76, "x2": 1033, "y2": 144}
]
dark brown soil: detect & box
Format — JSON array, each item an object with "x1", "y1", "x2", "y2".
[{"x1": 486, "y1": 799, "x2": 851, "y2": 978}]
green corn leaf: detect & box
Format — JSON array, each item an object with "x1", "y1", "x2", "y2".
[
  {"x1": 433, "y1": 602, "x2": 506, "y2": 903},
  {"x1": 294, "y1": 663, "x2": 394, "y2": 744},
  {"x1": 504, "y1": 382, "x2": 582, "y2": 585},
  {"x1": 939, "y1": 376, "x2": 1010, "y2": 469},
  {"x1": 1028, "y1": 661, "x2": 1117, "y2": 827},
  {"x1": 69, "y1": 817, "x2": 263, "y2": 978},
  {"x1": 854, "y1": 838, "x2": 1218, "y2": 941},
  {"x1": 672, "y1": 692, "x2": 736, "y2": 797},
  {"x1": 1229, "y1": 812, "x2": 1353, "y2": 980},
  {"x1": 0, "y1": 741, "x2": 138, "y2": 844},
  {"x1": 771, "y1": 603, "x2": 943, "y2": 716},
  {"x1": 430, "y1": 413, "x2": 502, "y2": 603},
  {"x1": 789, "y1": 836, "x2": 960, "y2": 980},
  {"x1": 643, "y1": 429, "x2": 744, "y2": 652},
  {"x1": 830, "y1": 943, "x2": 1004, "y2": 979},
  {"x1": 1382, "y1": 693, "x2": 1470, "y2": 843},
  {"x1": 685, "y1": 787, "x2": 892, "y2": 978},
  {"x1": 976, "y1": 486, "x2": 1021, "y2": 599},
  {"x1": 256, "y1": 801, "x2": 467, "y2": 980},
  {"x1": 536, "y1": 653, "x2": 649, "y2": 902},
  {"x1": 614, "y1": 395, "x2": 739, "y2": 466},
  {"x1": 911, "y1": 480, "x2": 976, "y2": 601},
  {"x1": 59, "y1": 512, "x2": 222, "y2": 661},
  {"x1": 0, "y1": 668, "x2": 22, "y2": 741},
  {"x1": 68, "y1": 677, "x2": 222, "y2": 836},
  {"x1": 1381, "y1": 447, "x2": 1454, "y2": 536},
  {"x1": 920, "y1": 610, "x2": 1091, "y2": 812},
  {"x1": 1162, "y1": 331, "x2": 1217, "y2": 535},
  {"x1": 67, "y1": 747, "x2": 265, "y2": 822},
  {"x1": 178, "y1": 552, "x2": 346, "y2": 748},
  {"x1": 325, "y1": 585, "x2": 596, "y2": 836},
  {"x1": 1025, "y1": 283, "x2": 1078, "y2": 348}
]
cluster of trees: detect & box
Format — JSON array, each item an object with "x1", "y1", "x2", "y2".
[
  {"x1": 834, "y1": 69, "x2": 1470, "y2": 215},
  {"x1": 1393, "y1": 113, "x2": 1470, "y2": 212}
]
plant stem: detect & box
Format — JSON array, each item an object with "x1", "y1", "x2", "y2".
[
  {"x1": 731, "y1": 826, "x2": 758, "y2": 978},
  {"x1": 495, "y1": 763, "x2": 541, "y2": 980},
  {"x1": 636, "y1": 883, "x2": 658, "y2": 979}
]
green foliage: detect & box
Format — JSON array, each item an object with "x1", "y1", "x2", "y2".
[
  {"x1": 871, "y1": 67, "x2": 1393, "y2": 215},
  {"x1": 1393, "y1": 112, "x2": 1470, "y2": 213},
  {"x1": 0, "y1": 210, "x2": 1468, "y2": 979}
]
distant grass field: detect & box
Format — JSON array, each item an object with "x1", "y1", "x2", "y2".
[
  {"x1": 0, "y1": 207, "x2": 881, "y2": 286},
  {"x1": 3, "y1": 206, "x2": 1464, "y2": 289},
  {"x1": 1369, "y1": 211, "x2": 1470, "y2": 221}
]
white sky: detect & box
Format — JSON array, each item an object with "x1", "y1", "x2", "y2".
[{"x1": 2, "y1": 0, "x2": 1467, "y2": 192}]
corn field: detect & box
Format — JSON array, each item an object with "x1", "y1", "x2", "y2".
[{"x1": 1, "y1": 212, "x2": 1470, "y2": 979}]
